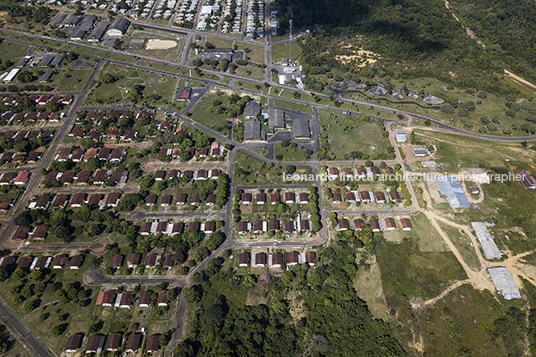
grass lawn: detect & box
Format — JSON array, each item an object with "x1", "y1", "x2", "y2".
[
  {"x1": 382, "y1": 212, "x2": 448, "y2": 252},
  {"x1": 273, "y1": 98, "x2": 312, "y2": 113},
  {"x1": 271, "y1": 40, "x2": 304, "y2": 64},
  {"x1": 353, "y1": 261, "x2": 389, "y2": 321},
  {"x1": 411, "y1": 129, "x2": 536, "y2": 171},
  {"x1": 0, "y1": 42, "x2": 29, "y2": 66},
  {"x1": 273, "y1": 142, "x2": 312, "y2": 161},
  {"x1": 234, "y1": 150, "x2": 313, "y2": 186},
  {"x1": 437, "y1": 221, "x2": 481, "y2": 271},
  {"x1": 83, "y1": 62, "x2": 177, "y2": 107},
  {"x1": 402, "y1": 284, "x2": 521, "y2": 357},
  {"x1": 55, "y1": 69, "x2": 92, "y2": 92},
  {"x1": 376, "y1": 241, "x2": 467, "y2": 312},
  {"x1": 318, "y1": 109, "x2": 394, "y2": 160},
  {"x1": 72, "y1": 46, "x2": 137, "y2": 63}
]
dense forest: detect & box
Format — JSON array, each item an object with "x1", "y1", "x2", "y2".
[
  {"x1": 174, "y1": 242, "x2": 406, "y2": 357},
  {"x1": 275, "y1": 0, "x2": 536, "y2": 95}
]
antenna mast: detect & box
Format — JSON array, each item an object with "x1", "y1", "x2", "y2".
[{"x1": 289, "y1": 19, "x2": 293, "y2": 61}]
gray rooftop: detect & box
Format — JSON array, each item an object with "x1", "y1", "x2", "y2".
[
  {"x1": 245, "y1": 101, "x2": 261, "y2": 119},
  {"x1": 79, "y1": 15, "x2": 96, "y2": 32},
  {"x1": 50, "y1": 54, "x2": 63, "y2": 67},
  {"x1": 244, "y1": 119, "x2": 263, "y2": 141},
  {"x1": 488, "y1": 267, "x2": 521, "y2": 299},
  {"x1": 88, "y1": 22, "x2": 108, "y2": 41},
  {"x1": 436, "y1": 176, "x2": 470, "y2": 209},
  {"x1": 293, "y1": 118, "x2": 310, "y2": 138},
  {"x1": 38, "y1": 70, "x2": 53, "y2": 82},
  {"x1": 39, "y1": 55, "x2": 54, "y2": 67},
  {"x1": 471, "y1": 222, "x2": 502, "y2": 259},
  {"x1": 269, "y1": 109, "x2": 284, "y2": 129}
]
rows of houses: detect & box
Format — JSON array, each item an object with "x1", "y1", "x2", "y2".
[
  {"x1": 139, "y1": 220, "x2": 216, "y2": 235},
  {"x1": 237, "y1": 218, "x2": 312, "y2": 234},
  {"x1": 55, "y1": 146, "x2": 126, "y2": 163},
  {"x1": 145, "y1": 191, "x2": 216, "y2": 207},
  {"x1": 12, "y1": 224, "x2": 50, "y2": 241},
  {"x1": 29, "y1": 192, "x2": 123, "y2": 211},
  {"x1": 0, "y1": 129, "x2": 54, "y2": 142},
  {"x1": 96, "y1": 288, "x2": 170, "y2": 308},
  {"x1": 0, "y1": 253, "x2": 83, "y2": 269},
  {"x1": 110, "y1": 252, "x2": 174, "y2": 269},
  {"x1": 158, "y1": 141, "x2": 225, "y2": 159},
  {"x1": 153, "y1": 168, "x2": 221, "y2": 182},
  {"x1": 326, "y1": 166, "x2": 397, "y2": 181},
  {"x1": 0, "y1": 171, "x2": 30, "y2": 186},
  {"x1": 335, "y1": 217, "x2": 412, "y2": 232},
  {"x1": 66, "y1": 331, "x2": 159, "y2": 354},
  {"x1": 237, "y1": 251, "x2": 316, "y2": 268},
  {"x1": 43, "y1": 168, "x2": 128, "y2": 186},
  {"x1": 1, "y1": 110, "x2": 65, "y2": 124},
  {"x1": 2, "y1": 94, "x2": 73, "y2": 107},
  {"x1": 331, "y1": 189, "x2": 403, "y2": 204},
  {"x1": 240, "y1": 191, "x2": 310, "y2": 205}
]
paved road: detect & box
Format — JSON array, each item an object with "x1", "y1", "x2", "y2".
[{"x1": 0, "y1": 298, "x2": 52, "y2": 357}]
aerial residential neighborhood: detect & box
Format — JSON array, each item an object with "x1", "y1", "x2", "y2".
[{"x1": 0, "y1": 0, "x2": 535, "y2": 355}]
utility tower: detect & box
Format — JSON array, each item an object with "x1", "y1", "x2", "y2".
[{"x1": 289, "y1": 19, "x2": 293, "y2": 61}]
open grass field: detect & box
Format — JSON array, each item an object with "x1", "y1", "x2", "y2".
[
  {"x1": 411, "y1": 129, "x2": 536, "y2": 171},
  {"x1": 55, "y1": 69, "x2": 92, "y2": 92},
  {"x1": 0, "y1": 42, "x2": 29, "y2": 66},
  {"x1": 273, "y1": 142, "x2": 311, "y2": 161},
  {"x1": 382, "y1": 212, "x2": 448, "y2": 252},
  {"x1": 273, "y1": 98, "x2": 312, "y2": 113},
  {"x1": 234, "y1": 150, "x2": 313, "y2": 186},
  {"x1": 83, "y1": 62, "x2": 177, "y2": 107},
  {"x1": 403, "y1": 284, "x2": 523, "y2": 357},
  {"x1": 353, "y1": 261, "x2": 389, "y2": 321},
  {"x1": 271, "y1": 40, "x2": 304, "y2": 64},
  {"x1": 377, "y1": 241, "x2": 467, "y2": 312},
  {"x1": 72, "y1": 46, "x2": 137, "y2": 63},
  {"x1": 319, "y1": 109, "x2": 394, "y2": 160},
  {"x1": 437, "y1": 221, "x2": 481, "y2": 271}
]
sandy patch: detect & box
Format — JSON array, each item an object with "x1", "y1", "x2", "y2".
[
  {"x1": 335, "y1": 49, "x2": 381, "y2": 67},
  {"x1": 146, "y1": 39, "x2": 177, "y2": 50}
]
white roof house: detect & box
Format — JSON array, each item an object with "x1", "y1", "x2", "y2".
[{"x1": 395, "y1": 129, "x2": 407, "y2": 143}]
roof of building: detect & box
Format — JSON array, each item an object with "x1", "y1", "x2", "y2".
[
  {"x1": 157, "y1": 290, "x2": 168, "y2": 305},
  {"x1": 293, "y1": 118, "x2": 310, "y2": 138},
  {"x1": 471, "y1": 222, "x2": 502, "y2": 259},
  {"x1": 244, "y1": 119, "x2": 263, "y2": 141},
  {"x1": 146, "y1": 334, "x2": 160, "y2": 352},
  {"x1": 488, "y1": 267, "x2": 521, "y2": 300},
  {"x1": 238, "y1": 252, "x2": 249, "y2": 265},
  {"x1": 106, "y1": 333, "x2": 122, "y2": 350},
  {"x1": 85, "y1": 334, "x2": 104, "y2": 352},
  {"x1": 139, "y1": 291, "x2": 152, "y2": 305},
  {"x1": 245, "y1": 101, "x2": 261, "y2": 118},
  {"x1": 255, "y1": 252, "x2": 266, "y2": 264},
  {"x1": 110, "y1": 255, "x2": 124, "y2": 267},
  {"x1": 65, "y1": 333, "x2": 83, "y2": 351},
  {"x1": 305, "y1": 251, "x2": 316, "y2": 264},
  {"x1": 285, "y1": 251, "x2": 299, "y2": 264},
  {"x1": 126, "y1": 333, "x2": 142, "y2": 351}
]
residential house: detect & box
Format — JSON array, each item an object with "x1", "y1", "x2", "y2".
[{"x1": 238, "y1": 252, "x2": 249, "y2": 267}]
